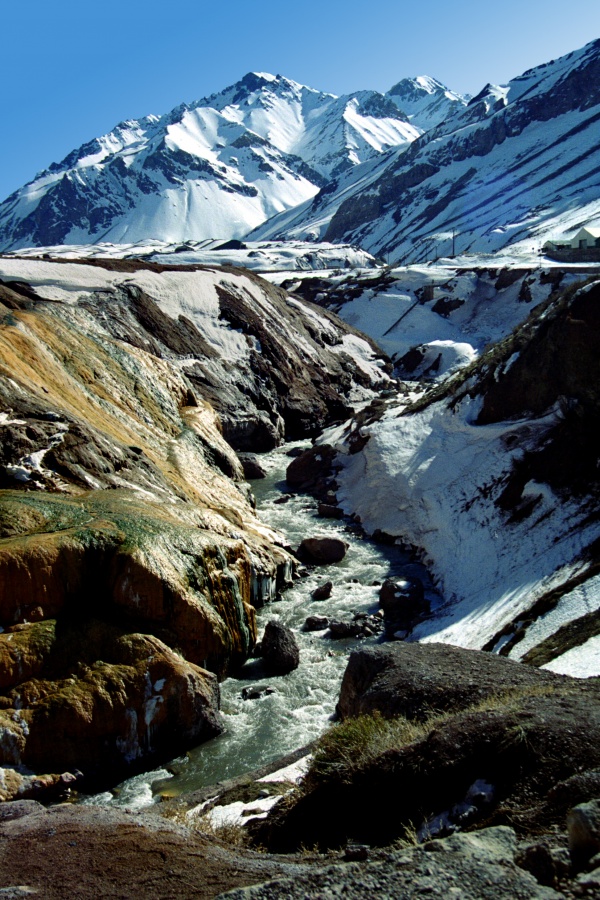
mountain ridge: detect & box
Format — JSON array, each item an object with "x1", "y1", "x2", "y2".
[{"x1": 0, "y1": 72, "x2": 466, "y2": 251}]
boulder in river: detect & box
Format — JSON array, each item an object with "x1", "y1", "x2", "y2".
[
  {"x1": 238, "y1": 453, "x2": 267, "y2": 480},
  {"x1": 304, "y1": 615, "x2": 330, "y2": 632},
  {"x1": 261, "y1": 620, "x2": 300, "y2": 675},
  {"x1": 285, "y1": 445, "x2": 337, "y2": 497},
  {"x1": 311, "y1": 581, "x2": 333, "y2": 601},
  {"x1": 298, "y1": 537, "x2": 349, "y2": 564},
  {"x1": 241, "y1": 685, "x2": 277, "y2": 701},
  {"x1": 328, "y1": 620, "x2": 363, "y2": 640},
  {"x1": 379, "y1": 576, "x2": 429, "y2": 635},
  {"x1": 317, "y1": 503, "x2": 344, "y2": 519}
]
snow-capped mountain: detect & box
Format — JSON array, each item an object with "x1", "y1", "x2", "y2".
[
  {"x1": 0, "y1": 72, "x2": 441, "y2": 251},
  {"x1": 387, "y1": 75, "x2": 468, "y2": 131},
  {"x1": 278, "y1": 39, "x2": 600, "y2": 258}
]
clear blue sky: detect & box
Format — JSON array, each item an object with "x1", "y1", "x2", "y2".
[{"x1": 1, "y1": 0, "x2": 599, "y2": 202}]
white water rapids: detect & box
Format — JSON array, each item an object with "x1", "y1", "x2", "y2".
[{"x1": 83, "y1": 441, "x2": 438, "y2": 810}]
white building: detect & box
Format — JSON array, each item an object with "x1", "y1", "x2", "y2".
[{"x1": 569, "y1": 226, "x2": 600, "y2": 249}]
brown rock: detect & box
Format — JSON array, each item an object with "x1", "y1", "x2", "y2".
[
  {"x1": 298, "y1": 537, "x2": 348, "y2": 564},
  {"x1": 304, "y1": 615, "x2": 330, "y2": 632},
  {"x1": 0, "y1": 630, "x2": 222, "y2": 776}
]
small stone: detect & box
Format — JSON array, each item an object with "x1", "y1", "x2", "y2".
[
  {"x1": 311, "y1": 581, "x2": 333, "y2": 601},
  {"x1": 304, "y1": 615, "x2": 330, "y2": 632},
  {"x1": 344, "y1": 843, "x2": 369, "y2": 861},
  {"x1": 241, "y1": 685, "x2": 277, "y2": 701},
  {"x1": 577, "y1": 867, "x2": 600, "y2": 887},
  {"x1": 516, "y1": 843, "x2": 558, "y2": 887},
  {"x1": 568, "y1": 799, "x2": 600, "y2": 868}
]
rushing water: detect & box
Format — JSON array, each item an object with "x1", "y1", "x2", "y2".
[{"x1": 83, "y1": 441, "x2": 437, "y2": 809}]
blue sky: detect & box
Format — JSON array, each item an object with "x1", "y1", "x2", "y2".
[{"x1": 1, "y1": 0, "x2": 599, "y2": 202}]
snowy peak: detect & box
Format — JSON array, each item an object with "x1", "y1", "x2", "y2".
[
  {"x1": 0, "y1": 69, "x2": 431, "y2": 251},
  {"x1": 387, "y1": 75, "x2": 468, "y2": 130}
]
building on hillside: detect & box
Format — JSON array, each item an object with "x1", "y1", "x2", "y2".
[{"x1": 543, "y1": 226, "x2": 600, "y2": 261}]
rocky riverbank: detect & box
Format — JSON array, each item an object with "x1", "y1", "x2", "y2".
[
  {"x1": 2, "y1": 643, "x2": 600, "y2": 898},
  {"x1": 0, "y1": 257, "x2": 389, "y2": 798}
]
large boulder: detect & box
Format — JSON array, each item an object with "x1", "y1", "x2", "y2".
[
  {"x1": 298, "y1": 537, "x2": 348, "y2": 564},
  {"x1": 255, "y1": 645, "x2": 600, "y2": 853},
  {"x1": 261, "y1": 621, "x2": 300, "y2": 675},
  {"x1": 286, "y1": 445, "x2": 337, "y2": 496},
  {"x1": 379, "y1": 577, "x2": 429, "y2": 636},
  {"x1": 336, "y1": 642, "x2": 560, "y2": 721}
]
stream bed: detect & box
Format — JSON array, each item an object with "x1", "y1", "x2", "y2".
[{"x1": 83, "y1": 441, "x2": 439, "y2": 810}]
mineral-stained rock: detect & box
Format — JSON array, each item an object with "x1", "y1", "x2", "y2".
[
  {"x1": 0, "y1": 626, "x2": 222, "y2": 776},
  {"x1": 261, "y1": 621, "x2": 300, "y2": 675},
  {"x1": 298, "y1": 537, "x2": 349, "y2": 564}
]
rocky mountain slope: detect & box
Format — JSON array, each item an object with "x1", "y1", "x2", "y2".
[
  {"x1": 0, "y1": 257, "x2": 387, "y2": 797},
  {"x1": 324, "y1": 275, "x2": 600, "y2": 670},
  {"x1": 255, "y1": 39, "x2": 600, "y2": 258},
  {"x1": 0, "y1": 73, "x2": 465, "y2": 251}
]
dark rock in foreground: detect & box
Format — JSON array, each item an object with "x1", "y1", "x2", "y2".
[
  {"x1": 219, "y1": 827, "x2": 561, "y2": 899},
  {"x1": 261, "y1": 621, "x2": 300, "y2": 675},
  {"x1": 337, "y1": 642, "x2": 560, "y2": 720},
  {"x1": 254, "y1": 643, "x2": 600, "y2": 853}
]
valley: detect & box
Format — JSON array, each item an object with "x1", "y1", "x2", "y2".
[{"x1": 1, "y1": 33, "x2": 600, "y2": 899}]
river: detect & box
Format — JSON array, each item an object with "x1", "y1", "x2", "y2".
[{"x1": 82, "y1": 440, "x2": 438, "y2": 810}]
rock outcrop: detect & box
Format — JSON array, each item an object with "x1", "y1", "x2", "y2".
[
  {"x1": 255, "y1": 643, "x2": 600, "y2": 853},
  {"x1": 222, "y1": 827, "x2": 562, "y2": 899},
  {"x1": 336, "y1": 642, "x2": 558, "y2": 720},
  {"x1": 0, "y1": 257, "x2": 383, "y2": 789}
]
